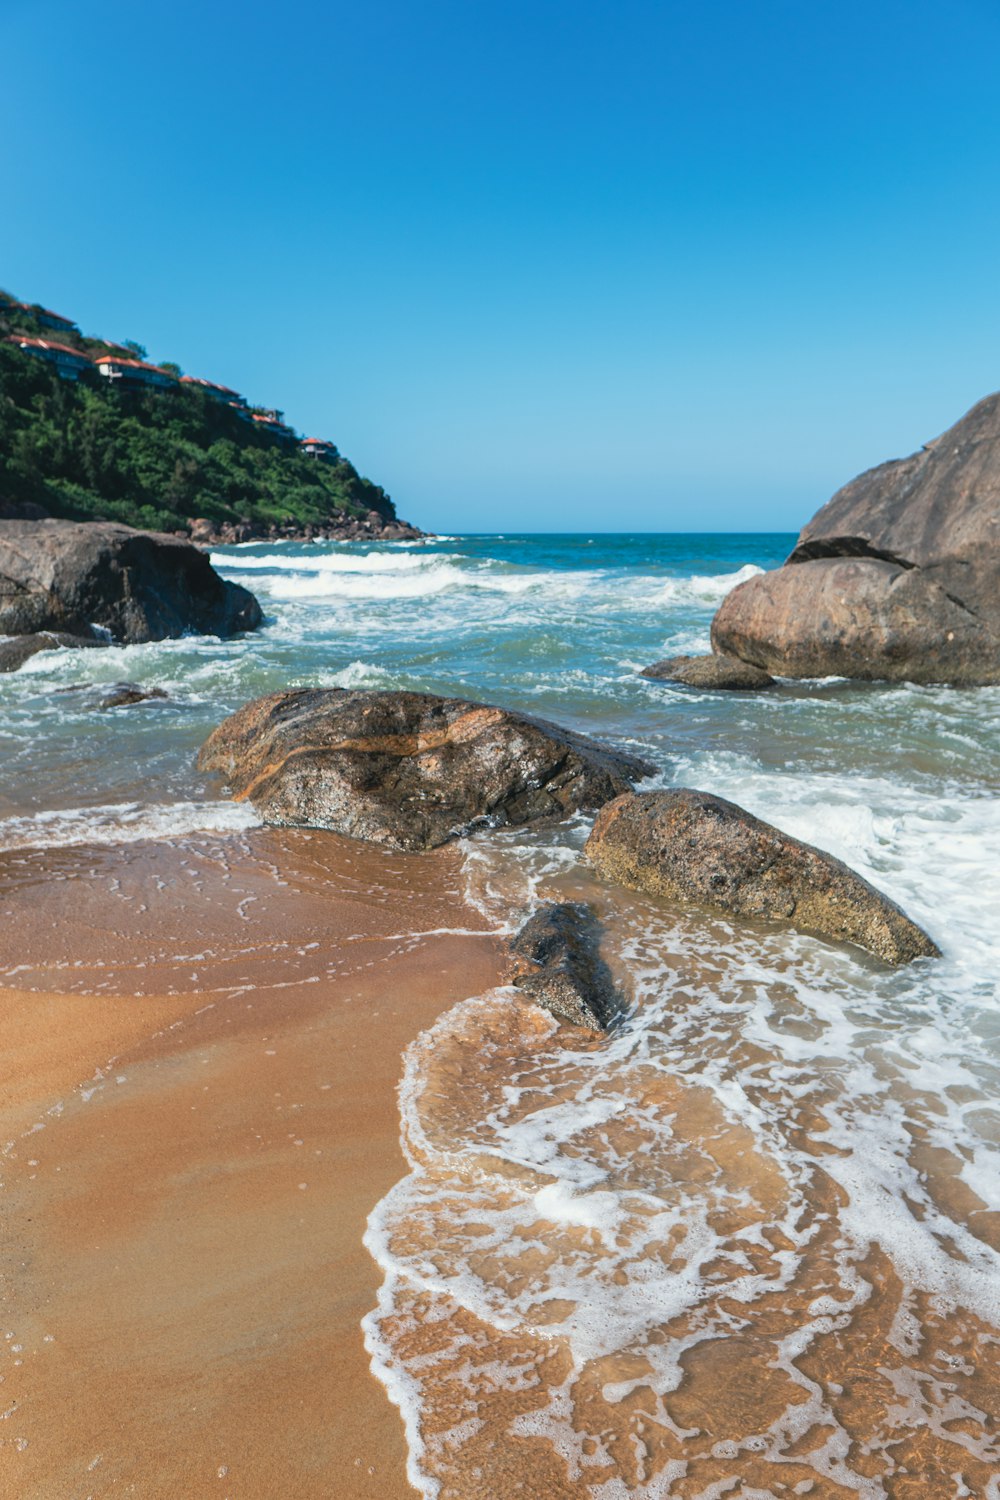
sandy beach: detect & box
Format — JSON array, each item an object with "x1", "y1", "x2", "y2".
[{"x1": 0, "y1": 828, "x2": 504, "y2": 1499}]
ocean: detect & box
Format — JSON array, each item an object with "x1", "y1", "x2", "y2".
[{"x1": 4, "y1": 531, "x2": 1000, "y2": 1496}]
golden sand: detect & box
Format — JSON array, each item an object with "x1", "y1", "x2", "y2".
[{"x1": 0, "y1": 828, "x2": 505, "y2": 1499}]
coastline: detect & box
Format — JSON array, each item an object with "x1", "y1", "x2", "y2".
[
  {"x1": 2, "y1": 529, "x2": 997, "y2": 1494},
  {"x1": 1, "y1": 827, "x2": 504, "y2": 1499}
]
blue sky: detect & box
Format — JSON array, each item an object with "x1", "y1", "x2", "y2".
[{"x1": 3, "y1": 0, "x2": 1000, "y2": 533}]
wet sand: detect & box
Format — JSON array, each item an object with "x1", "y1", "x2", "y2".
[{"x1": 0, "y1": 828, "x2": 505, "y2": 1499}]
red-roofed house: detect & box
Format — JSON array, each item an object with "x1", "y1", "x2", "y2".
[
  {"x1": 0, "y1": 297, "x2": 78, "y2": 334},
  {"x1": 8, "y1": 336, "x2": 92, "y2": 381},
  {"x1": 94, "y1": 355, "x2": 179, "y2": 391},
  {"x1": 250, "y1": 411, "x2": 296, "y2": 444},
  {"x1": 180, "y1": 374, "x2": 248, "y2": 408},
  {"x1": 30, "y1": 305, "x2": 79, "y2": 335},
  {"x1": 299, "y1": 437, "x2": 338, "y2": 461}
]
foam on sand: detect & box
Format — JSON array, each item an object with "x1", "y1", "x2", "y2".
[{"x1": 364, "y1": 743, "x2": 1000, "y2": 1496}]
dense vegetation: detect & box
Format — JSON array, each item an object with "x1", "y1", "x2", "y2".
[{"x1": 0, "y1": 299, "x2": 396, "y2": 533}]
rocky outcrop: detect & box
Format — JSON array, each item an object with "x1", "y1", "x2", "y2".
[
  {"x1": 0, "y1": 520, "x2": 261, "y2": 643},
  {"x1": 198, "y1": 688, "x2": 655, "y2": 851},
  {"x1": 188, "y1": 512, "x2": 425, "y2": 547},
  {"x1": 640, "y1": 653, "x2": 775, "y2": 690},
  {"x1": 507, "y1": 902, "x2": 623, "y2": 1030},
  {"x1": 585, "y1": 789, "x2": 939, "y2": 966},
  {"x1": 711, "y1": 393, "x2": 1000, "y2": 684},
  {"x1": 0, "y1": 630, "x2": 108, "y2": 673}
]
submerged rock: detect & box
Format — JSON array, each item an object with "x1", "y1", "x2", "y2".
[
  {"x1": 507, "y1": 902, "x2": 623, "y2": 1030},
  {"x1": 585, "y1": 789, "x2": 939, "y2": 966},
  {"x1": 711, "y1": 393, "x2": 1000, "y2": 685},
  {"x1": 96, "y1": 682, "x2": 170, "y2": 710},
  {"x1": 0, "y1": 630, "x2": 108, "y2": 673},
  {"x1": 0, "y1": 519, "x2": 261, "y2": 643},
  {"x1": 198, "y1": 688, "x2": 655, "y2": 851},
  {"x1": 640, "y1": 653, "x2": 775, "y2": 690}
]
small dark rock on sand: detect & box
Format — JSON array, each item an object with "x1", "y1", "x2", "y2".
[
  {"x1": 507, "y1": 902, "x2": 623, "y2": 1030},
  {"x1": 585, "y1": 788, "x2": 939, "y2": 966}
]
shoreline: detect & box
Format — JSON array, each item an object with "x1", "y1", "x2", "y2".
[{"x1": 1, "y1": 827, "x2": 504, "y2": 1499}]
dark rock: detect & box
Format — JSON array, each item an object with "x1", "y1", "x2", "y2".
[
  {"x1": 640, "y1": 653, "x2": 775, "y2": 690},
  {"x1": 711, "y1": 393, "x2": 1000, "y2": 684},
  {"x1": 188, "y1": 517, "x2": 216, "y2": 545},
  {"x1": 585, "y1": 789, "x2": 939, "y2": 966},
  {"x1": 198, "y1": 688, "x2": 655, "y2": 851},
  {"x1": 507, "y1": 902, "x2": 623, "y2": 1029},
  {"x1": 96, "y1": 682, "x2": 170, "y2": 710},
  {"x1": 0, "y1": 520, "x2": 262, "y2": 643},
  {"x1": 0, "y1": 498, "x2": 48, "y2": 521},
  {"x1": 0, "y1": 630, "x2": 108, "y2": 673},
  {"x1": 187, "y1": 514, "x2": 427, "y2": 547}
]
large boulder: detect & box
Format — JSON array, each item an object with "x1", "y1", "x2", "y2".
[
  {"x1": 585, "y1": 789, "x2": 939, "y2": 966},
  {"x1": 198, "y1": 688, "x2": 655, "y2": 851},
  {"x1": 507, "y1": 902, "x2": 622, "y2": 1030},
  {"x1": 0, "y1": 520, "x2": 261, "y2": 643},
  {"x1": 711, "y1": 393, "x2": 1000, "y2": 684}
]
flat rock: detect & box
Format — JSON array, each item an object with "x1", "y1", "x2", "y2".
[
  {"x1": 198, "y1": 688, "x2": 655, "y2": 851},
  {"x1": 507, "y1": 902, "x2": 622, "y2": 1029},
  {"x1": 0, "y1": 519, "x2": 261, "y2": 643},
  {"x1": 0, "y1": 630, "x2": 108, "y2": 673},
  {"x1": 585, "y1": 789, "x2": 939, "y2": 966},
  {"x1": 711, "y1": 393, "x2": 1000, "y2": 684},
  {"x1": 640, "y1": 653, "x2": 775, "y2": 690}
]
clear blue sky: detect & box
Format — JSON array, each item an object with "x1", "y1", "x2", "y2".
[{"x1": 3, "y1": 0, "x2": 1000, "y2": 534}]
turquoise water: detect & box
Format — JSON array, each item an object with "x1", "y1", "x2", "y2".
[
  {"x1": 4, "y1": 531, "x2": 1000, "y2": 1494},
  {"x1": 3, "y1": 529, "x2": 996, "y2": 836},
  {"x1": 1, "y1": 532, "x2": 790, "y2": 835}
]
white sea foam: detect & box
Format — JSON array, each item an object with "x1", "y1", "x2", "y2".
[
  {"x1": 239, "y1": 561, "x2": 591, "y2": 603},
  {"x1": 645, "y1": 561, "x2": 763, "y2": 606},
  {"x1": 212, "y1": 544, "x2": 757, "y2": 612},
  {"x1": 320, "y1": 659, "x2": 399, "y2": 689},
  {"x1": 365, "y1": 727, "x2": 1000, "y2": 1494},
  {"x1": 0, "y1": 800, "x2": 260, "y2": 852},
  {"x1": 210, "y1": 548, "x2": 458, "y2": 574}
]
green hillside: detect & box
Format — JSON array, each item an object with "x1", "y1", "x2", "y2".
[{"x1": 0, "y1": 295, "x2": 398, "y2": 534}]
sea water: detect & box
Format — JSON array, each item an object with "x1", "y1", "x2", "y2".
[{"x1": 3, "y1": 533, "x2": 999, "y2": 1496}]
